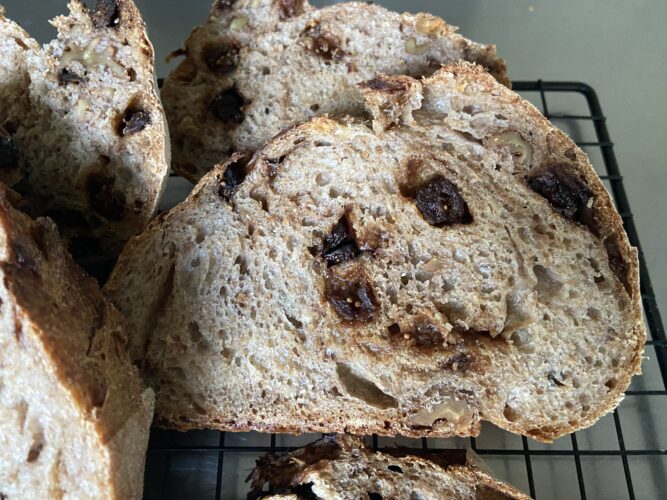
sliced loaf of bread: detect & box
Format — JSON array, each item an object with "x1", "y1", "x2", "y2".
[
  {"x1": 106, "y1": 64, "x2": 645, "y2": 442},
  {"x1": 0, "y1": 186, "x2": 154, "y2": 499},
  {"x1": 249, "y1": 435, "x2": 530, "y2": 499},
  {"x1": 0, "y1": 1, "x2": 169, "y2": 278},
  {"x1": 162, "y1": 0, "x2": 508, "y2": 182}
]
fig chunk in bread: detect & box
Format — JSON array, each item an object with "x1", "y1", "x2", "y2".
[
  {"x1": 0, "y1": 187, "x2": 154, "y2": 499},
  {"x1": 106, "y1": 64, "x2": 645, "y2": 442},
  {"x1": 249, "y1": 435, "x2": 531, "y2": 499},
  {"x1": 0, "y1": 1, "x2": 169, "y2": 279},
  {"x1": 162, "y1": 0, "x2": 508, "y2": 182}
]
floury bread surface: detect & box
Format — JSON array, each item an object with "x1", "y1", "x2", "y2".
[
  {"x1": 106, "y1": 64, "x2": 645, "y2": 442},
  {"x1": 162, "y1": 0, "x2": 508, "y2": 182}
]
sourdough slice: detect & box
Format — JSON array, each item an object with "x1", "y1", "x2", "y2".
[
  {"x1": 0, "y1": 186, "x2": 154, "y2": 498},
  {"x1": 0, "y1": 1, "x2": 169, "y2": 278},
  {"x1": 106, "y1": 63, "x2": 645, "y2": 442},
  {"x1": 249, "y1": 435, "x2": 530, "y2": 499},
  {"x1": 162, "y1": 0, "x2": 508, "y2": 182}
]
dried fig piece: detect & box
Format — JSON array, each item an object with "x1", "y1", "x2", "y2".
[
  {"x1": 527, "y1": 168, "x2": 596, "y2": 233},
  {"x1": 278, "y1": 0, "x2": 305, "y2": 19},
  {"x1": 325, "y1": 265, "x2": 377, "y2": 322},
  {"x1": 302, "y1": 22, "x2": 345, "y2": 61},
  {"x1": 202, "y1": 42, "x2": 240, "y2": 75},
  {"x1": 412, "y1": 321, "x2": 445, "y2": 349},
  {"x1": 322, "y1": 213, "x2": 359, "y2": 267},
  {"x1": 86, "y1": 172, "x2": 125, "y2": 221},
  {"x1": 58, "y1": 68, "x2": 85, "y2": 85},
  {"x1": 119, "y1": 109, "x2": 151, "y2": 136},
  {"x1": 413, "y1": 176, "x2": 473, "y2": 227},
  {"x1": 91, "y1": 0, "x2": 120, "y2": 29},
  {"x1": 210, "y1": 88, "x2": 245, "y2": 123},
  {"x1": 440, "y1": 353, "x2": 473, "y2": 372},
  {"x1": 0, "y1": 132, "x2": 19, "y2": 170},
  {"x1": 218, "y1": 156, "x2": 248, "y2": 202}
]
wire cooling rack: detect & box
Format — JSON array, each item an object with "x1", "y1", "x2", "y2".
[{"x1": 145, "y1": 81, "x2": 667, "y2": 500}]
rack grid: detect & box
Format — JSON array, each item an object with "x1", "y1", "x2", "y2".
[{"x1": 146, "y1": 81, "x2": 666, "y2": 500}]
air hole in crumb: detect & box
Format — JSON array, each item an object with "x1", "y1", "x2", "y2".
[
  {"x1": 387, "y1": 323, "x2": 401, "y2": 336},
  {"x1": 188, "y1": 321, "x2": 202, "y2": 343},
  {"x1": 26, "y1": 440, "x2": 43, "y2": 463},
  {"x1": 315, "y1": 172, "x2": 330, "y2": 186},
  {"x1": 249, "y1": 190, "x2": 269, "y2": 212},
  {"x1": 234, "y1": 255, "x2": 248, "y2": 275},
  {"x1": 310, "y1": 103, "x2": 320, "y2": 112},
  {"x1": 503, "y1": 404, "x2": 520, "y2": 422},
  {"x1": 285, "y1": 313, "x2": 303, "y2": 329},
  {"x1": 127, "y1": 67, "x2": 137, "y2": 82},
  {"x1": 262, "y1": 67, "x2": 270, "y2": 75},
  {"x1": 605, "y1": 378, "x2": 618, "y2": 389},
  {"x1": 587, "y1": 307, "x2": 601, "y2": 321}
]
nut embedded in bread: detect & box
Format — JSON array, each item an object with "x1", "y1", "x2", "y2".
[
  {"x1": 0, "y1": 1, "x2": 170, "y2": 279},
  {"x1": 0, "y1": 186, "x2": 154, "y2": 499},
  {"x1": 106, "y1": 63, "x2": 645, "y2": 443},
  {"x1": 249, "y1": 434, "x2": 531, "y2": 499},
  {"x1": 162, "y1": 0, "x2": 508, "y2": 182}
]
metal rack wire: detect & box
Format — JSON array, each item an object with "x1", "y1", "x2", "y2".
[{"x1": 146, "y1": 82, "x2": 667, "y2": 500}]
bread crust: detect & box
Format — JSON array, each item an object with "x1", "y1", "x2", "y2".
[
  {"x1": 108, "y1": 64, "x2": 645, "y2": 443},
  {"x1": 0, "y1": 186, "x2": 154, "y2": 498}
]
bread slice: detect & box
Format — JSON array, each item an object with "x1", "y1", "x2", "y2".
[
  {"x1": 249, "y1": 435, "x2": 530, "y2": 499},
  {"x1": 106, "y1": 63, "x2": 645, "y2": 442},
  {"x1": 162, "y1": 0, "x2": 508, "y2": 182},
  {"x1": 0, "y1": 186, "x2": 154, "y2": 498},
  {"x1": 0, "y1": 1, "x2": 169, "y2": 278}
]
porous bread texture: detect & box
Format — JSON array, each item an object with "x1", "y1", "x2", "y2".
[
  {"x1": 0, "y1": 1, "x2": 169, "y2": 277},
  {"x1": 250, "y1": 435, "x2": 531, "y2": 499},
  {"x1": 162, "y1": 0, "x2": 508, "y2": 182},
  {"x1": 0, "y1": 186, "x2": 154, "y2": 499},
  {"x1": 106, "y1": 63, "x2": 646, "y2": 442}
]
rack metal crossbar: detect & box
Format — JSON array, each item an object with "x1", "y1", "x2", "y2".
[{"x1": 146, "y1": 81, "x2": 666, "y2": 500}]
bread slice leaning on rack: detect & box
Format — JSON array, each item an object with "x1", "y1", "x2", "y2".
[
  {"x1": 0, "y1": 187, "x2": 154, "y2": 499},
  {"x1": 0, "y1": 1, "x2": 169, "y2": 278},
  {"x1": 162, "y1": 0, "x2": 508, "y2": 182},
  {"x1": 249, "y1": 435, "x2": 530, "y2": 499},
  {"x1": 106, "y1": 63, "x2": 646, "y2": 442}
]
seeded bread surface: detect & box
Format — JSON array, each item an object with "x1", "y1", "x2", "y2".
[
  {"x1": 0, "y1": 1, "x2": 169, "y2": 278},
  {"x1": 162, "y1": 0, "x2": 508, "y2": 182},
  {"x1": 106, "y1": 64, "x2": 645, "y2": 442},
  {"x1": 0, "y1": 186, "x2": 154, "y2": 499}
]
